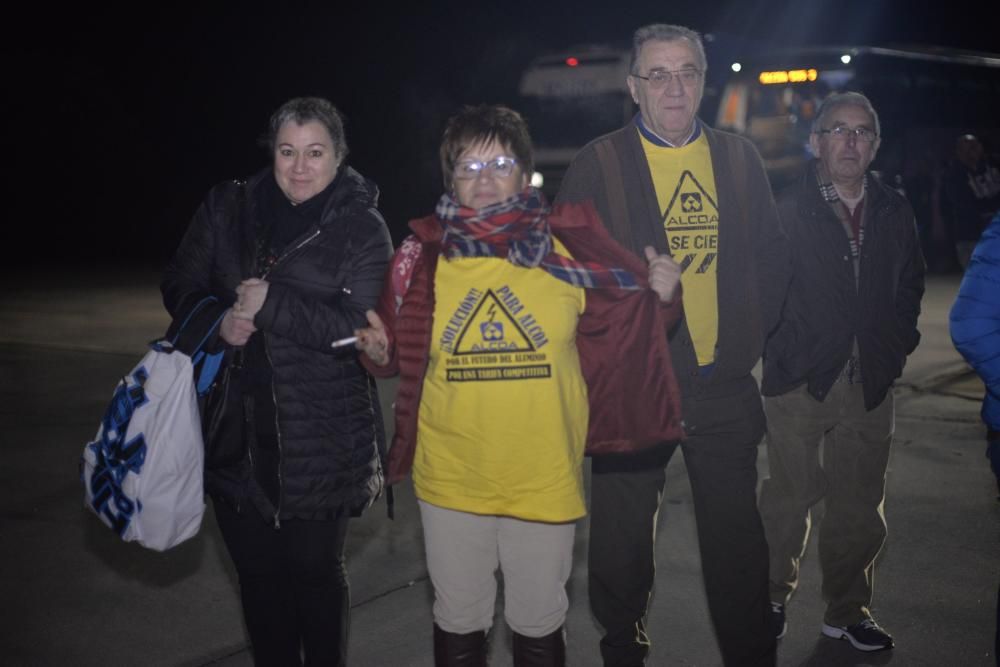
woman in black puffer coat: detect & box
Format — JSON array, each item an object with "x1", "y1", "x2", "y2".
[{"x1": 161, "y1": 97, "x2": 392, "y2": 667}]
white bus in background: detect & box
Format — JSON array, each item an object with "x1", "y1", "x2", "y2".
[{"x1": 517, "y1": 44, "x2": 633, "y2": 198}]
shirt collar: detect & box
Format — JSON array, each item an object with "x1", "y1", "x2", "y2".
[{"x1": 635, "y1": 113, "x2": 701, "y2": 147}]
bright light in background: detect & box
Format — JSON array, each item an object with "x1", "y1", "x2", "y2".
[
  {"x1": 531, "y1": 172, "x2": 544, "y2": 189},
  {"x1": 841, "y1": 54, "x2": 852, "y2": 64},
  {"x1": 731, "y1": 62, "x2": 742, "y2": 72},
  {"x1": 759, "y1": 69, "x2": 819, "y2": 85},
  {"x1": 565, "y1": 57, "x2": 579, "y2": 67}
]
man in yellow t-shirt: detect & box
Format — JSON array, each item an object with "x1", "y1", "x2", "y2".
[
  {"x1": 641, "y1": 130, "x2": 719, "y2": 366},
  {"x1": 559, "y1": 22, "x2": 789, "y2": 667}
]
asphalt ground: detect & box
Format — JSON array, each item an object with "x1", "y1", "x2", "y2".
[{"x1": 0, "y1": 267, "x2": 996, "y2": 666}]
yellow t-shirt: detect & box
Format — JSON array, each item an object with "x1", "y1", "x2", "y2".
[
  {"x1": 413, "y1": 243, "x2": 588, "y2": 522},
  {"x1": 640, "y1": 131, "x2": 720, "y2": 366}
]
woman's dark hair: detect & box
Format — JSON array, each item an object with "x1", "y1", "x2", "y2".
[
  {"x1": 439, "y1": 105, "x2": 534, "y2": 190},
  {"x1": 264, "y1": 97, "x2": 349, "y2": 160}
]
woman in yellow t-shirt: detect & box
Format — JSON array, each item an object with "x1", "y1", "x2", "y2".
[{"x1": 356, "y1": 105, "x2": 683, "y2": 666}]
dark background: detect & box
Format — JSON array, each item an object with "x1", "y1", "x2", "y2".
[{"x1": 5, "y1": 1, "x2": 994, "y2": 269}]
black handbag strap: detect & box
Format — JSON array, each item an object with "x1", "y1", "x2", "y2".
[{"x1": 163, "y1": 296, "x2": 226, "y2": 356}]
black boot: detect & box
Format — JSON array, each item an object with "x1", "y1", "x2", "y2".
[
  {"x1": 512, "y1": 627, "x2": 566, "y2": 667},
  {"x1": 433, "y1": 623, "x2": 488, "y2": 667}
]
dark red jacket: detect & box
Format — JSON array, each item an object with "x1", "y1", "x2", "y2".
[{"x1": 365, "y1": 201, "x2": 684, "y2": 485}]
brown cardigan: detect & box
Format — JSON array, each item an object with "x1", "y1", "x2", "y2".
[{"x1": 557, "y1": 119, "x2": 789, "y2": 405}]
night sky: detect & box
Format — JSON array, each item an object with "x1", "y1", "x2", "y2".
[{"x1": 9, "y1": 1, "x2": 994, "y2": 269}]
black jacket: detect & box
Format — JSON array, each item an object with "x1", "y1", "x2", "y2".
[
  {"x1": 762, "y1": 162, "x2": 925, "y2": 410},
  {"x1": 161, "y1": 166, "x2": 393, "y2": 519},
  {"x1": 943, "y1": 157, "x2": 1000, "y2": 242}
]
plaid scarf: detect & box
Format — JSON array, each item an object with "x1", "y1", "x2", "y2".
[
  {"x1": 436, "y1": 188, "x2": 640, "y2": 290},
  {"x1": 815, "y1": 160, "x2": 867, "y2": 284}
]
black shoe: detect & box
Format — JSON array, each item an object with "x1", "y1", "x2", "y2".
[
  {"x1": 821, "y1": 618, "x2": 894, "y2": 652},
  {"x1": 771, "y1": 602, "x2": 787, "y2": 640}
]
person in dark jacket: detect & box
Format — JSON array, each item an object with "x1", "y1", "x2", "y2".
[
  {"x1": 355, "y1": 104, "x2": 683, "y2": 667},
  {"x1": 759, "y1": 92, "x2": 925, "y2": 653},
  {"x1": 161, "y1": 96, "x2": 392, "y2": 666},
  {"x1": 943, "y1": 134, "x2": 1000, "y2": 267}
]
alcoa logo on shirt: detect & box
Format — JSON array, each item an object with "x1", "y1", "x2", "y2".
[
  {"x1": 664, "y1": 172, "x2": 719, "y2": 273},
  {"x1": 481, "y1": 319, "x2": 504, "y2": 342},
  {"x1": 440, "y1": 285, "x2": 549, "y2": 354},
  {"x1": 440, "y1": 285, "x2": 552, "y2": 382}
]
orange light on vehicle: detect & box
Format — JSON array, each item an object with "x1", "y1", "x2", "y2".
[
  {"x1": 566, "y1": 57, "x2": 579, "y2": 67},
  {"x1": 759, "y1": 69, "x2": 818, "y2": 85}
]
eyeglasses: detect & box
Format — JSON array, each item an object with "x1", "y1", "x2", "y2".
[
  {"x1": 631, "y1": 68, "x2": 703, "y2": 89},
  {"x1": 816, "y1": 126, "x2": 878, "y2": 143},
  {"x1": 453, "y1": 156, "x2": 519, "y2": 180}
]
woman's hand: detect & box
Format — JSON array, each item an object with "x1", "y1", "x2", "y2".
[
  {"x1": 355, "y1": 310, "x2": 390, "y2": 366},
  {"x1": 644, "y1": 246, "x2": 682, "y2": 302},
  {"x1": 234, "y1": 278, "x2": 270, "y2": 320},
  {"x1": 220, "y1": 309, "x2": 257, "y2": 346}
]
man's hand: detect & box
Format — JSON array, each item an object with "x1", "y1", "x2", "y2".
[{"x1": 644, "y1": 246, "x2": 682, "y2": 302}]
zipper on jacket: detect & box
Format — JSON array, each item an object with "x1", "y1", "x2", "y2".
[
  {"x1": 262, "y1": 229, "x2": 321, "y2": 279},
  {"x1": 264, "y1": 334, "x2": 283, "y2": 530},
  {"x1": 243, "y1": 394, "x2": 252, "y2": 516},
  {"x1": 260, "y1": 227, "x2": 322, "y2": 529},
  {"x1": 233, "y1": 350, "x2": 248, "y2": 515}
]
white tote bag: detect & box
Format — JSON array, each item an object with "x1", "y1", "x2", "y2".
[{"x1": 82, "y1": 342, "x2": 206, "y2": 551}]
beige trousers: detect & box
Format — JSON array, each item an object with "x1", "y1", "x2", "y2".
[
  {"x1": 759, "y1": 381, "x2": 894, "y2": 627},
  {"x1": 418, "y1": 500, "x2": 576, "y2": 637}
]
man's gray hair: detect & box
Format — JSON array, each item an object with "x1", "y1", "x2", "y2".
[
  {"x1": 265, "y1": 97, "x2": 349, "y2": 159},
  {"x1": 812, "y1": 91, "x2": 881, "y2": 139},
  {"x1": 629, "y1": 24, "x2": 707, "y2": 75}
]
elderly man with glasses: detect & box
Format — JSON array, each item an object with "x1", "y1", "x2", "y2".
[
  {"x1": 758, "y1": 91, "x2": 926, "y2": 653},
  {"x1": 558, "y1": 23, "x2": 788, "y2": 667}
]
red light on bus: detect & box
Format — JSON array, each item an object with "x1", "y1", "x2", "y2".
[{"x1": 566, "y1": 57, "x2": 579, "y2": 67}]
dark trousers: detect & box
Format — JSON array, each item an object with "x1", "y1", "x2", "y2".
[
  {"x1": 214, "y1": 499, "x2": 351, "y2": 667},
  {"x1": 589, "y1": 385, "x2": 776, "y2": 667}
]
